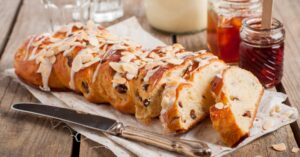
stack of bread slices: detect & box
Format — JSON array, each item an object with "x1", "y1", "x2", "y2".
[{"x1": 14, "y1": 22, "x2": 264, "y2": 147}]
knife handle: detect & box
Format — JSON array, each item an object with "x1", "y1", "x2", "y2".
[{"x1": 108, "y1": 122, "x2": 211, "y2": 157}]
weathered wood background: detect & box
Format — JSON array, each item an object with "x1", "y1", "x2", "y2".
[{"x1": 0, "y1": 0, "x2": 299, "y2": 156}]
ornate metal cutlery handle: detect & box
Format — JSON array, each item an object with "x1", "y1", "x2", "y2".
[{"x1": 108, "y1": 122, "x2": 211, "y2": 157}]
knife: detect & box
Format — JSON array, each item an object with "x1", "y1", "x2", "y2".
[{"x1": 11, "y1": 103, "x2": 211, "y2": 157}]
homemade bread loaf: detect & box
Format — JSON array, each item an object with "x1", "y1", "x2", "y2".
[
  {"x1": 14, "y1": 22, "x2": 264, "y2": 147},
  {"x1": 210, "y1": 66, "x2": 264, "y2": 147}
]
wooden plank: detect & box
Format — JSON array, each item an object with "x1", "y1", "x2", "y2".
[
  {"x1": 0, "y1": 0, "x2": 73, "y2": 156},
  {"x1": 0, "y1": 0, "x2": 22, "y2": 55},
  {"x1": 0, "y1": 0, "x2": 54, "y2": 70},
  {"x1": 0, "y1": 78, "x2": 73, "y2": 157},
  {"x1": 177, "y1": 30, "x2": 208, "y2": 51},
  {"x1": 273, "y1": 0, "x2": 300, "y2": 129},
  {"x1": 79, "y1": 137, "x2": 117, "y2": 157}
]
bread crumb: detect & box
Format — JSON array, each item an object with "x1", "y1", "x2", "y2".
[
  {"x1": 292, "y1": 147, "x2": 300, "y2": 153},
  {"x1": 215, "y1": 103, "x2": 224, "y2": 109},
  {"x1": 262, "y1": 119, "x2": 273, "y2": 130},
  {"x1": 272, "y1": 143, "x2": 286, "y2": 151}
]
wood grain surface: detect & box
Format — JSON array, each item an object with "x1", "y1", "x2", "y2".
[
  {"x1": 0, "y1": 0, "x2": 73, "y2": 156},
  {"x1": 0, "y1": 0, "x2": 22, "y2": 56}
]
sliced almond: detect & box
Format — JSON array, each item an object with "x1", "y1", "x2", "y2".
[
  {"x1": 110, "y1": 44, "x2": 127, "y2": 51},
  {"x1": 272, "y1": 143, "x2": 286, "y2": 151},
  {"x1": 173, "y1": 43, "x2": 184, "y2": 50},
  {"x1": 122, "y1": 63, "x2": 139, "y2": 76},
  {"x1": 120, "y1": 52, "x2": 136, "y2": 62},
  {"x1": 215, "y1": 102, "x2": 224, "y2": 110},
  {"x1": 112, "y1": 73, "x2": 127, "y2": 84},
  {"x1": 109, "y1": 62, "x2": 124, "y2": 73},
  {"x1": 165, "y1": 58, "x2": 184, "y2": 65},
  {"x1": 126, "y1": 73, "x2": 135, "y2": 80},
  {"x1": 149, "y1": 52, "x2": 161, "y2": 59},
  {"x1": 176, "y1": 51, "x2": 196, "y2": 59},
  {"x1": 162, "y1": 46, "x2": 173, "y2": 52},
  {"x1": 71, "y1": 55, "x2": 83, "y2": 72},
  {"x1": 292, "y1": 147, "x2": 300, "y2": 153},
  {"x1": 88, "y1": 34, "x2": 99, "y2": 47},
  {"x1": 81, "y1": 53, "x2": 94, "y2": 63},
  {"x1": 262, "y1": 119, "x2": 273, "y2": 130}
]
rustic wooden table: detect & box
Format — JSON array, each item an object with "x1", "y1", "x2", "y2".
[{"x1": 0, "y1": 0, "x2": 299, "y2": 156}]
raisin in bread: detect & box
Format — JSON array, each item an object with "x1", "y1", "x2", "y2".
[
  {"x1": 160, "y1": 59, "x2": 228, "y2": 132},
  {"x1": 210, "y1": 66, "x2": 264, "y2": 147}
]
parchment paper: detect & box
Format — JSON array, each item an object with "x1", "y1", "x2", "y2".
[{"x1": 4, "y1": 17, "x2": 299, "y2": 157}]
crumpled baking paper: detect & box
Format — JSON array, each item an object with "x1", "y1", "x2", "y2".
[{"x1": 4, "y1": 17, "x2": 299, "y2": 157}]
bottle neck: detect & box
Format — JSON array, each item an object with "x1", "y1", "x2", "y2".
[{"x1": 240, "y1": 17, "x2": 285, "y2": 47}]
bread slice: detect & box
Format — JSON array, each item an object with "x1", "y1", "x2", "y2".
[
  {"x1": 160, "y1": 60, "x2": 227, "y2": 132},
  {"x1": 210, "y1": 66, "x2": 264, "y2": 147},
  {"x1": 133, "y1": 47, "x2": 215, "y2": 123}
]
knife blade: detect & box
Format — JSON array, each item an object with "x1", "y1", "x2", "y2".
[
  {"x1": 11, "y1": 103, "x2": 211, "y2": 157},
  {"x1": 12, "y1": 103, "x2": 116, "y2": 132}
]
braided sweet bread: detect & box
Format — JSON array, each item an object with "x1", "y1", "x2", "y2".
[{"x1": 14, "y1": 22, "x2": 264, "y2": 146}]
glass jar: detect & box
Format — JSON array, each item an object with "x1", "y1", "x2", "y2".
[
  {"x1": 144, "y1": 0, "x2": 208, "y2": 34},
  {"x1": 207, "y1": 0, "x2": 262, "y2": 63},
  {"x1": 239, "y1": 17, "x2": 285, "y2": 88}
]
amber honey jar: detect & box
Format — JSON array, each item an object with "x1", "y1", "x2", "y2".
[
  {"x1": 207, "y1": 0, "x2": 262, "y2": 63},
  {"x1": 239, "y1": 18, "x2": 285, "y2": 88}
]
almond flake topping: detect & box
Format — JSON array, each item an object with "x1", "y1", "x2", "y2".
[
  {"x1": 109, "y1": 62, "x2": 124, "y2": 73},
  {"x1": 165, "y1": 58, "x2": 184, "y2": 65},
  {"x1": 88, "y1": 34, "x2": 99, "y2": 47},
  {"x1": 175, "y1": 51, "x2": 196, "y2": 59},
  {"x1": 272, "y1": 143, "x2": 286, "y2": 151},
  {"x1": 112, "y1": 73, "x2": 127, "y2": 88}
]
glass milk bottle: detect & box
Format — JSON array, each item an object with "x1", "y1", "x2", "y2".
[{"x1": 144, "y1": 0, "x2": 208, "y2": 34}]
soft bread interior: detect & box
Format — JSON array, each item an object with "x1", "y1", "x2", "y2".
[
  {"x1": 161, "y1": 60, "x2": 227, "y2": 132},
  {"x1": 222, "y1": 67, "x2": 263, "y2": 132},
  {"x1": 135, "y1": 63, "x2": 194, "y2": 121}
]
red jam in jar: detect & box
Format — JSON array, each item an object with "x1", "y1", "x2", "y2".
[
  {"x1": 239, "y1": 18, "x2": 285, "y2": 88},
  {"x1": 207, "y1": 0, "x2": 262, "y2": 63}
]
